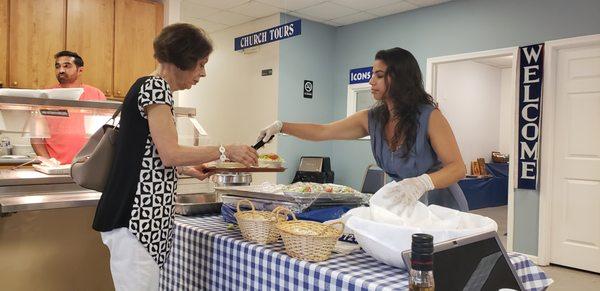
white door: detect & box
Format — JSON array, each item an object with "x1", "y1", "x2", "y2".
[{"x1": 550, "y1": 43, "x2": 600, "y2": 272}]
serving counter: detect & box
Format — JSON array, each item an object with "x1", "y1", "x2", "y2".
[
  {"x1": 160, "y1": 215, "x2": 553, "y2": 291},
  {"x1": 0, "y1": 94, "x2": 208, "y2": 290},
  {"x1": 0, "y1": 169, "x2": 212, "y2": 214},
  {"x1": 0, "y1": 94, "x2": 204, "y2": 214}
]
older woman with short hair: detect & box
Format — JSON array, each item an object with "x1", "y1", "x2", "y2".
[{"x1": 93, "y1": 23, "x2": 258, "y2": 290}]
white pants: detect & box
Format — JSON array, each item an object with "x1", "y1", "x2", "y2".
[{"x1": 101, "y1": 228, "x2": 159, "y2": 291}]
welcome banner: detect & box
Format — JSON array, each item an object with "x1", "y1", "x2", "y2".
[{"x1": 517, "y1": 43, "x2": 544, "y2": 190}]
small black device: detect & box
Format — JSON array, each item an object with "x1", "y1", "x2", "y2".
[
  {"x1": 360, "y1": 165, "x2": 386, "y2": 194},
  {"x1": 292, "y1": 156, "x2": 334, "y2": 183}
]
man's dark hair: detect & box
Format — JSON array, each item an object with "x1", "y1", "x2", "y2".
[
  {"x1": 153, "y1": 23, "x2": 213, "y2": 71},
  {"x1": 54, "y1": 50, "x2": 84, "y2": 67}
]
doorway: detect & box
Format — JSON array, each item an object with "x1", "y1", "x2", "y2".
[{"x1": 426, "y1": 47, "x2": 519, "y2": 251}]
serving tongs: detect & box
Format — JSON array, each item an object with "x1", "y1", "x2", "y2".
[{"x1": 252, "y1": 135, "x2": 274, "y2": 150}]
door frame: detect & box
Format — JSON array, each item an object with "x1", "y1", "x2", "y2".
[
  {"x1": 347, "y1": 83, "x2": 373, "y2": 140},
  {"x1": 426, "y1": 47, "x2": 520, "y2": 252},
  {"x1": 537, "y1": 33, "x2": 600, "y2": 266}
]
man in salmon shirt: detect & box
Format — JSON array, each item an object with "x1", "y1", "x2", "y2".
[{"x1": 30, "y1": 51, "x2": 107, "y2": 164}]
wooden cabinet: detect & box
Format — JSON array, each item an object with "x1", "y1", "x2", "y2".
[
  {"x1": 9, "y1": 0, "x2": 66, "y2": 89},
  {"x1": 0, "y1": 0, "x2": 7, "y2": 88},
  {"x1": 66, "y1": 0, "x2": 114, "y2": 97},
  {"x1": 1, "y1": 0, "x2": 163, "y2": 98},
  {"x1": 114, "y1": 0, "x2": 163, "y2": 99}
]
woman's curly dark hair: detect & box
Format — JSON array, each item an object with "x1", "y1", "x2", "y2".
[{"x1": 372, "y1": 47, "x2": 436, "y2": 156}]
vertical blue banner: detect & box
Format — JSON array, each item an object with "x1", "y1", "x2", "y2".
[
  {"x1": 517, "y1": 43, "x2": 544, "y2": 190},
  {"x1": 234, "y1": 20, "x2": 301, "y2": 51}
]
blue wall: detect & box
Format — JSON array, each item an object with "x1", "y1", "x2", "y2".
[
  {"x1": 279, "y1": 0, "x2": 600, "y2": 255},
  {"x1": 277, "y1": 14, "x2": 337, "y2": 184}
]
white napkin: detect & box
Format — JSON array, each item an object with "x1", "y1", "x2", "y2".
[{"x1": 38, "y1": 156, "x2": 61, "y2": 167}]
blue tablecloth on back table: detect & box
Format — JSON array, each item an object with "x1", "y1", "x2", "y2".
[
  {"x1": 459, "y1": 163, "x2": 509, "y2": 210},
  {"x1": 159, "y1": 215, "x2": 552, "y2": 290}
]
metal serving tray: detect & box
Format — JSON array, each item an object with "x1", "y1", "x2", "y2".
[
  {"x1": 214, "y1": 185, "x2": 366, "y2": 204},
  {"x1": 221, "y1": 195, "x2": 362, "y2": 213},
  {"x1": 221, "y1": 195, "x2": 303, "y2": 213},
  {"x1": 174, "y1": 193, "x2": 222, "y2": 216}
]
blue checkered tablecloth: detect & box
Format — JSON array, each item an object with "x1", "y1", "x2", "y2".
[{"x1": 160, "y1": 215, "x2": 553, "y2": 290}]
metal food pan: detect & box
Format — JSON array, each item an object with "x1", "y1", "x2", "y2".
[
  {"x1": 215, "y1": 186, "x2": 365, "y2": 204},
  {"x1": 174, "y1": 193, "x2": 222, "y2": 216},
  {"x1": 176, "y1": 193, "x2": 219, "y2": 203},
  {"x1": 221, "y1": 195, "x2": 303, "y2": 212},
  {"x1": 174, "y1": 202, "x2": 222, "y2": 216},
  {"x1": 221, "y1": 195, "x2": 363, "y2": 213}
]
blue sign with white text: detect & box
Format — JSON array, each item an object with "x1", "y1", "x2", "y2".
[
  {"x1": 349, "y1": 67, "x2": 373, "y2": 84},
  {"x1": 234, "y1": 20, "x2": 301, "y2": 51},
  {"x1": 517, "y1": 43, "x2": 544, "y2": 190}
]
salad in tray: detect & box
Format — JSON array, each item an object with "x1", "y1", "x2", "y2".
[{"x1": 283, "y1": 182, "x2": 360, "y2": 195}]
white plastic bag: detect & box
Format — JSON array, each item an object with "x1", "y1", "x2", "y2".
[{"x1": 345, "y1": 205, "x2": 497, "y2": 269}]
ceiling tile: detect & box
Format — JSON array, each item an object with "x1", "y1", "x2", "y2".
[
  {"x1": 230, "y1": 1, "x2": 284, "y2": 18},
  {"x1": 367, "y1": 1, "x2": 418, "y2": 16},
  {"x1": 184, "y1": 17, "x2": 229, "y2": 33},
  {"x1": 255, "y1": 0, "x2": 325, "y2": 11},
  {"x1": 186, "y1": 0, "x2": 250, "y2": 10},
  {"x1": 405, "y1": 0, "x2": 451, "y2": 7},
  {"x1": 330, "y1": 0, "x2": 400, "y2": 11},
  {"x1": 296, "y1": 2, "x2": 359, "y2": 20},
  {"x1": 181, "y1": 0, "x2": 221, "y2": 19},
  {"x1": 330, "y1": 11, "x2": 378, "y2": 26},
  {"x1": 204, "y1": 11, "x2": 254, "y2": 26},
  {"x1": 287, "y1": 11, "x2": 326, "y2": 23}
]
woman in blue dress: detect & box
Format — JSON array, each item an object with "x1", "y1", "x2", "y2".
[{"x1": 257, "y1": 47, "x2": 468, "y2": 211}]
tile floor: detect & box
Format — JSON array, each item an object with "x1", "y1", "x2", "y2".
[{"x1": 471, "y1": 205, "x2": 600, "y2": 290}]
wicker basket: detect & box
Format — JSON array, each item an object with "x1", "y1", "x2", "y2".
[
  {"x1": 275, "y1": 207, "x2": 344, "y2": 262},
  {"x1": 234, "y1": 199, "x2": 285, "y2": 244}
]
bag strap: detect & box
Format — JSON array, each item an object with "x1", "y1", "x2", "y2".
[{"x1": 106, "y1": 105, "x2": 122, "y2": 126}]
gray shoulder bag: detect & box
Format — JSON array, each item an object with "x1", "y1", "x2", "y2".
[{"x1": 70, "y1": 106, "x2": 121, "y2": 192}]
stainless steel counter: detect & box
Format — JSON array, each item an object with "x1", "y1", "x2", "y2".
[
  {"x1": 0, "y1": 169, "x2": 212, "y2": 214},
  {"x1": 0, "y1": 169, "x2": 73, "y2": 186},
  {"x1": 0, "y1": 191, "x2": 100, "y2": 213},
  {"x1": 0, "y1": 169, "x2": 98, "y2": 214}
]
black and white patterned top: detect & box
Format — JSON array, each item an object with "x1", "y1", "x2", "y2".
[
  {"x1": 93, "y1": 76, "x2": 178, "y2": 267},
  {"x1": 129, "y1": 77, "x2": 178, "y2": 266}
]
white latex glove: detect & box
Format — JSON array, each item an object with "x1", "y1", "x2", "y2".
[
  {"x1": 256, "y1": 120, "x2": 283, "y2": 143},
  {"x1": 389, "y1": 174, "x2": 435, "y2": 204},
  {"x1": 369, "y1": 174, "x2": 435, "y2": 225}
]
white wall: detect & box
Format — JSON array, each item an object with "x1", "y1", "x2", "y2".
[
  {"x1": 498, "y1": 67, "x2": 514, "y2": 157},
  {"x1": 178, "y1": 15, "x2": 280, "y2": 183},
  {"x1": 436, "y1": 60, "x2": 502, "y2": 168}
]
